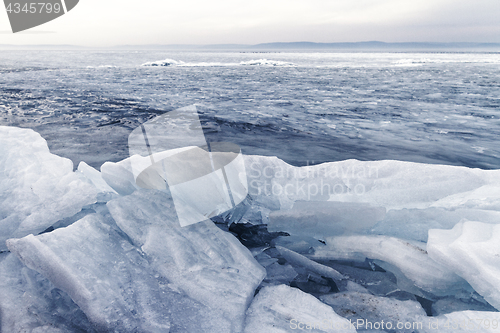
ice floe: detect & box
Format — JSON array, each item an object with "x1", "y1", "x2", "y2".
[
  {"x1": 320, "y1": 291, "x2": 426, "y2": 330},
  {"x1": 0, "y1": 253, "x2": 96, "y2": 332},
  {"x1": 141, "y1": 58, "x2": 185, "y2": 66},
  {"x1": 428, "y1": 221, "x2": 500, "y2": 310},
  {"x1": 245, "y1": 155, "x2": 500, "y2": 243},
  {"x1": 107, "y1": 189, "x2": 266, "y2": 332},
  {"x1": 3, "y1": 127, "x2": 500, "y2": 331},
  {"x1": 239, "y1": 59, "x2": 296, "y2": 67},
  {"x1": 309, "y1": 235, "x2": 466, "y2": 296},
  {"x1": 243, "y1": 284, "x2": 356, "y2": 333},
  {"x1": 140, "y1": 58, "x2": 297, "y2": 67},
  {"x1": 0, "y1": 126, "x2": 98, "y2": 251},
  {"x1": 269, "y1": 201, "x2": 386, "y2": 239},
  {"x1": 7, "y1": 213, "x2": 230, "y2": 332},
  {"x1": 276, "y1": 245, "x2": 344, "y2": 281}
]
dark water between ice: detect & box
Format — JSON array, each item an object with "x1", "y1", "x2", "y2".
[{"x1": 1, "y1": 50, "x2": 499, "y2": 169}]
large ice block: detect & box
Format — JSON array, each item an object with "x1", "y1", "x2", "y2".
[
  {"x1": 0, "y1": 126, "x2": 98, "y2": 251},
  {"x1": 421, "y1": 311, "x2": 500, "y2": 333},
  {"x1": 7, "y1": 214, "x2": 230, "y2": 332},
  {"x1": 0, "y1": 253, "x2": 96, "y2": 333},
  {"x1": 77, "y1": 161, "x2": 118, "y2": 195},
  {"x1": 243, "y1": 284, "x2": 357, "y2": 333},
  {"x1": 269, "y1": 201, "x2": 386, "y2": 238},
  {"x1": 107, "y1": 189, "x2": 266, "y2": 332},
  {"x1": 310, "y1": 235, "x2": 466, "y2": 296},
  {"x1": 432, "y1": 296, "x2": 497, "y2": 316},
  {"x1": 128, "y1": 105, "x2": 248, "y2": 227},
  {"x1": 428, "y1": 221, "x2": 500, "y2": 310},
  {"x1": 100, "y1": 158, "x2": 139, "y2": 196},
  {"x1": 276, "y1": 245, "x2": 344, "y2": 281},
  {"x1": 371, "y1": 207, "x2": 500, "y2": 242},
  {"x1": 244, "y1": 156, "x2": 497, "y2": 211},
  {"x1": 320, "y1": 292, "x2": 426, "y2": 331},
  {"x1": 244, "y1": 156, "x2": 500, "y2": 247},
  {"x1": 245, "y1": 155, "x2": 345, "y2": 210}
]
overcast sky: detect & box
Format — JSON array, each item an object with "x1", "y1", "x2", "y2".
[{"x1": 1, "y1": 0, "x2": 499, "y2": 46}]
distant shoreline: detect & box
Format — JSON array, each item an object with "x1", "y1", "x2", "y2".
[{"x1": 1, "y1": 41, "x2": 500, "y2": 52}]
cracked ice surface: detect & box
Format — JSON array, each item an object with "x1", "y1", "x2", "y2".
[
  {"x1": 107, "y1": 189, "x2": 266, "y2": 332},
  {"x1": 3, "y1": 126, "x2": 500, "y2": 332},
  {"x1": 7, "y1": 214, "x2": 233, "y2": 332},
  {"x1": 0, "y1": 253, "x2": 96, "y2": 332}
]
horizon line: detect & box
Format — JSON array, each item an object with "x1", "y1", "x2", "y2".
[{"x1": 1, "y1": 41, "x2": 500, "y2": 50}]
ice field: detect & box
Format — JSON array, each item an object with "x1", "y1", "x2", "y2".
[{"x1": 1, "y1": 50, "x2": 500, "y2": 332}]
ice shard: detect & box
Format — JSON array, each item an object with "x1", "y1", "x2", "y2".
[
  {"x1": 107, "y1": 189, "x2": 266, "y2": 332},
  {"x1": 0, "y1": 126, "x2": 98, "y2": 251},
  {"x1": 243, "y1": 284, "x2": 356, "y2": 333},
  {"x1": 128, "y1": 105, "x2": 248, "y2": 226}
]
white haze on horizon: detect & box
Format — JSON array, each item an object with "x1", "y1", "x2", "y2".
[{"x1": 0, "y1": 0, "x2": 499, "y2": 47}]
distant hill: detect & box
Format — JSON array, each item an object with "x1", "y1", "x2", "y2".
[
  {"x1": 248, "y1": 41, "x2": 500, "y2": 51},
  {"x1": 1, "y1": 41, "x2": 500, "y2": 51},
  {"x1": 110, "y1": 41, "x2": 500, "y2": 52},
  {"x1": 109, "y1": 41, "x2": 500, "y2": 51}
]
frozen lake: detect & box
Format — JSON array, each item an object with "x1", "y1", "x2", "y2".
[
  {"x1": 1, "y1": 50, "x2": 499, "y2": 169},
  {"x1": 2, "y1": 49, "x2": 500, "y2": 332}
]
